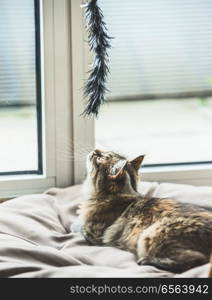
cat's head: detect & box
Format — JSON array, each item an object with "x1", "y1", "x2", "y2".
[{"x1": 85, "y1": 149, "x2": 145, "y2": 195}]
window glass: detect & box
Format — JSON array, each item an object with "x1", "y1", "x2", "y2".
[
  {"x1": 0, "y1": 0, "x2": 42, "y2": 174},
  {"x1": 96, "y1": 0, "x2": 212, "y2": 166}
]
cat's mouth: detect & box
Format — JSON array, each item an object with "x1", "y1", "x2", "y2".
[{"x1": 88, "y1": 151, "x2": 96, "y2": 162}]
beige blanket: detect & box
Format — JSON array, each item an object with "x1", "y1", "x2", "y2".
[{"x1": 0, "y1": 181, "x2": 211, "y2": 278}]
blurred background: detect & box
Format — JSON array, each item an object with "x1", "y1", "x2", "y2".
[{"x1": 95, "y1": 0, "x2": 212, "y2": 165}]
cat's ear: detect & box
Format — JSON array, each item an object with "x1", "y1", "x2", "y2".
[
  {"x1": 108, "y1": 160, "x2": 127, "y2": 180},
  {"x1": 130, "y1": 155, "x2": 145, "y2": 171}
]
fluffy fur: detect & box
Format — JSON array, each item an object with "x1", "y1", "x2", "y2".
[{"x1": 78, "y1": 149, "x2": 212, "y2": 273}]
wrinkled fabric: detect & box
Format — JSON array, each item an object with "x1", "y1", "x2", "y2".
[{"x1": 0, "y1": 182, "x2": 211, "y2": 278}]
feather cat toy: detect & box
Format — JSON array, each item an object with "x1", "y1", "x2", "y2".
[{"x1": 82, "y1": 0, "x2": 112, "y2": 117}]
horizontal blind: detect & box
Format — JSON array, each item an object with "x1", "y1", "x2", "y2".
[
  {"x1": 0, "y1": 0, "x2": 36, "y2": 105},
  {"x1": 99, "y1": 0, "x2": 212, "y2": 99}
]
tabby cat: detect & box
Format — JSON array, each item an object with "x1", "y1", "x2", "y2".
[{"x1": 78, "y1": 149, "x2": 212, "y2": 273}]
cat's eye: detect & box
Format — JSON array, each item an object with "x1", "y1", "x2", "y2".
[{"x1": 97, "y1": 156, "x2": 106, "y2": 163}]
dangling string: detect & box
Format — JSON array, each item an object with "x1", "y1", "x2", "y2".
[{"x1": 82, "y1": 0, "x2": 112, "y2": 117}]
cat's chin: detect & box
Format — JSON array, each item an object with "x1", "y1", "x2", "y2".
[
  {"x1": 86, "y1": 153, "x2": 94, "y2": 173},
  {"x1": 87, "y1": 150, "x2": 95, "y2": 161}
]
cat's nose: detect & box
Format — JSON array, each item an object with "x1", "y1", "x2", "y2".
[{"x1": 88, "y1": 149, "x2": 103, "y2": 161}]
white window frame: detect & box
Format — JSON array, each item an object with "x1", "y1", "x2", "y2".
[
  {"x1": 142, "y1": 164, "x2": 212, "y2": 186},
  {"x1": 0, "y1": 0, "x2": 94, "y2": 198},
  {"x1": 71, "y1": 0, "x2": 95, "y2": 184}
]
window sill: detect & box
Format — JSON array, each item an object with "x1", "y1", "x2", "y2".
[
  {"x1": 142, "y1": 163, "x2": 212, "y2": 186},
  {"x1": 0, "y1": 175, "x2": 55, "y2": 199}
]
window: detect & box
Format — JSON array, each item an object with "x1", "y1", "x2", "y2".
[
  {"x1": 95, "y1": 0, "x2": 212, "y2": 172},
  {"x1": 0, "y1": 0, "x2": 76, "y2": 198},
  {"x1": 1, "y1": 0, "x2": 211, "y2": 198},
  {"x1": 0, "y1": 0, "x2": 42, "y2": 175}
]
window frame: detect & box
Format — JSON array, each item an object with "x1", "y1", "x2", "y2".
[
  {"x1": 70, "y1": 0, "x2": 95, "y2": 184},
  {"x1": 35, "y1": 0, "x2": 44, "y2": 176},
  {"x1": 0, "y1": 0, "x2": 81, "y2": 198},
  {"x1": 142, "y1": 164, "x2": 212, "y2": 186}
]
